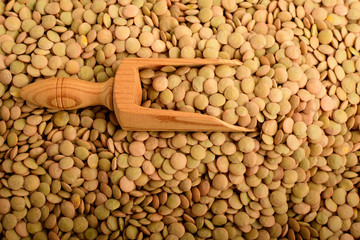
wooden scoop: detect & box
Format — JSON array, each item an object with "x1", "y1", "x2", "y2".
[{"x1": 20, "y1": 58, "x2": 254, "y2": 132}]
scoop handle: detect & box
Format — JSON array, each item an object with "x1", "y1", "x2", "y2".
[{"x1": 19, "y1": 77, "x2": 114, "y2": 110}]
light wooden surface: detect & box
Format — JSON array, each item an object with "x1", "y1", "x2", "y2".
[
  {"x1": 20, "y1": 77, "x2": 113, "y2": 110},
  {"x1": 20, "y1": 58, "x2": 254, "y2": 132},
  {"x1": 113, "y1": 58, "x2": 253, "y2": 132},
  {"x1": 116, "y1": 105, "x2": 251, "y2": 132}
]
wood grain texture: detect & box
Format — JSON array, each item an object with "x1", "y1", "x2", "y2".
[
  {"x1": 20, "y1": 58, "x2": 254, "y2": 132},
  {"x1": 116, "y1": 105, "x2": 252, "y2": 132},
  {"x1": 113, "y1": 58, "x2": 254, "y2": 132},
  {"x1": 20, "y1": 77, "x2": 114, "y2": 110}
]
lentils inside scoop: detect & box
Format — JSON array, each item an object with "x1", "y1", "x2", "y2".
[
  {"x1": 1, "y1": 0, "x2": 360, "y2": 239},
  {"x1": 142, "y1": 63, "x2": 295, "y2": 129}
]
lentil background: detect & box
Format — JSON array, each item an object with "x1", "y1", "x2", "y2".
[{"x1": 0, "y1": 0, "x2": 360, "y2": 240}]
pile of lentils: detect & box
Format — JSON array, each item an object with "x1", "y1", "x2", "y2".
[{"x1": 0, "y1": 0, "x2": 360, "y2": 239}]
